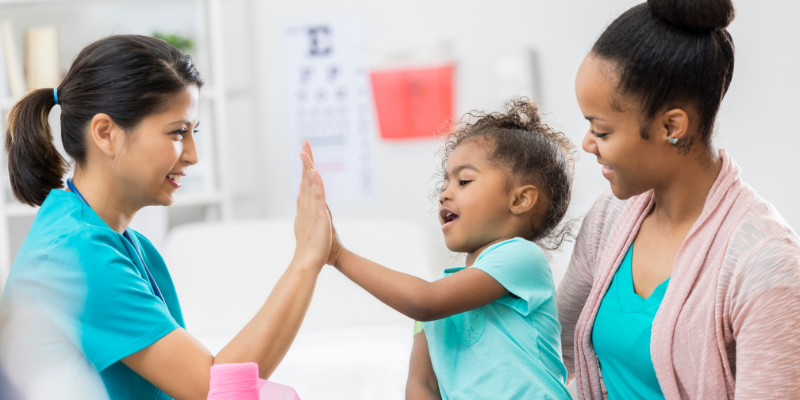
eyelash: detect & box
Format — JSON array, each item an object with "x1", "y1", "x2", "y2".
[
  {"x1": 172, "y1": 128, "x2": 200, "y2": 136},
  {"x1": 459, "y1": 179, "x2": 472, "y2": 187},
  {"x1": 591, "y1": 130, "x2": 608, "y2": 139}
]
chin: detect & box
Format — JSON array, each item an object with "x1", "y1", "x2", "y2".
[
  {"x1": 443, "y1": 235, "x2": 468, "y2": 254},
  {"x1": 156, "y1": 193, "x2": 176, "y2": 207},
  {"x1": 609, "y1": 181, "x2": 648, "y2": 201}
]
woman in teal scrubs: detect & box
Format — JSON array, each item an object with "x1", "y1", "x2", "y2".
[{"x1": 0, "y1": 35, "x2": 332, "y2": 400}]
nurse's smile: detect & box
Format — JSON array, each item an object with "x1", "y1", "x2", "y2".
[{"x1": 166, "y1": 173, "x2": 184, "y2": 189}]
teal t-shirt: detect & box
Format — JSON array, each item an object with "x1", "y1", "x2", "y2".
[
  {"x1": 592, "y1": 245, "x2": 668, "y2": 400},
  {"x1": 0, "y1": 190, "x2": 183, "y2": 399},
  {"x1": 421, "y1": 238, "x2": 571, "y2": 399}
]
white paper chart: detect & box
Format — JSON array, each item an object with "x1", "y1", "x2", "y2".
[{"x1": 283, "y1": 17, "x2": 375, "y2": 202}]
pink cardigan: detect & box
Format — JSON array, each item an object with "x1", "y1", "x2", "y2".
[{"x1": 557, "y1": 150, "x2": 800, "y2": 399}]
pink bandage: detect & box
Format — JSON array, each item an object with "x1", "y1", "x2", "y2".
[{"x1": 208, "y1": 363, "x2": 300, "y2": 400}]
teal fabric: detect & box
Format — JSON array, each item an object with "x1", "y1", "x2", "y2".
[
  {"x1": 592, "y1": 245, "x2": 669, "y2": 400},
  {"x1": 0, "y1": 190, "x2": 183, "y2": 400},
  {"x1": 422, "y1": 238, "x2": 571, "y2": 399}
]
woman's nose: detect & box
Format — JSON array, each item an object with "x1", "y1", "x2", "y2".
[
  {"x1": 181, "y1": 135, "x2": 199, "y2": 165},
  {"x1": 582, "y1": 131, "x2": 597, "y2": 155}
]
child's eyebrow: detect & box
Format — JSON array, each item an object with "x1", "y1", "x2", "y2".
[{"x1": 446, "y1": 164, "x2": 480, "y2": 178}]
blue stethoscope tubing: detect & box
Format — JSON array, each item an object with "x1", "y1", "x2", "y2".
[{"x1": 66, "y1": 178, "x2": 167, "y2": 305}]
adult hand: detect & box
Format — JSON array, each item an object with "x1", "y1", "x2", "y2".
[
  {"x1": 298, "y1": 142, "x2": 345, "y2": 267},
  {"x1": 293, "y1": 140, "x2": 331, "y2": 270}
]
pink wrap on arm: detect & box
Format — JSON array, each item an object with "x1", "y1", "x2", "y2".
[
  {"x1": 207, "y1": 363, "x2": 300, "y2": 400},
  {"x1": 557, "y1": 150, "x2": 800, "y2": 399}
]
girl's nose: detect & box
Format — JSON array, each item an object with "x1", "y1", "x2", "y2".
[{"x1": 438, "y1": 186, "x2": 450, "y2": 205}]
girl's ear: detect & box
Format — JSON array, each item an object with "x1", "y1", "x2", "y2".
[{"x1": 509, "y1": 184, "x2": 539, "y2": 215}]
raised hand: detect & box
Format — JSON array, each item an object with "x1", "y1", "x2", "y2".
[
  {"x1": 293, "y1": 140, "x2": 331, "y2": 270},
  {"x1": 298, "y1": 142, "x2": 345, "y2": 267}
]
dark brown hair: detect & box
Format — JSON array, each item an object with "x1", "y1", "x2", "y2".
[
  {"x1": 5, "y1": 34, "x2": 203, "y2": 206},
  {"x1": 436, "y1": 98, "x2": 577, "y2": 251},
  {"x1": 591, "y1": 0, "x2": 735, "y2": 154}
]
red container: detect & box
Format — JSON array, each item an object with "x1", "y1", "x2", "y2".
[{"x1": 371, "y1": 64, "x2": 454, "y2": 139}]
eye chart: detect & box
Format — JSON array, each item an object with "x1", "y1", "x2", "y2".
[{"x1": 283, "y1": 16, "x2": 376, "y2": 202}]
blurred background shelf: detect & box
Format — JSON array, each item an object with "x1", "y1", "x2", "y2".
[{"x1": 0, "y1": 0, "x2": 236, "y2": 281}]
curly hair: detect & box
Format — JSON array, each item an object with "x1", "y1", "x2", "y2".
[{"x1": 434, "y1": 98, "x2": 578, "y2": 251}]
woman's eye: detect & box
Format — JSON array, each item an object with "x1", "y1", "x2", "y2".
[
  {"x1": 591, "y1": 130, "x2": 608, "y2": 139},
  {"x1": 171, "y1": 128, "x2": 188, "y2": 139},
  {"x1": 459, "y1": 180, "x2": 472, "y2": 186}
]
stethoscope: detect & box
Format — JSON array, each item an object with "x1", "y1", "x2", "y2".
[{"x1": 66, "y1": 178, "x2": 167, "y2": 306}]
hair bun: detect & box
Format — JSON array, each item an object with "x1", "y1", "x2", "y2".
[{"x1": 647, "y1": 0, "x2": 735, "y2": 31}]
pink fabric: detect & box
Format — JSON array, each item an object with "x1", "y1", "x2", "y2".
[
  {"x1": 208, "y1": 363, "x2": 300, "y2": 400},
  {"x1": 557, "y1": 150, "x2": 800, "y2": 399}
]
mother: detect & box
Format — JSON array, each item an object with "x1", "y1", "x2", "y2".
[
  {"x1": 558, "y1": 0, "x2": 800, "y2": 398},
  {"x1": 0, "y1": 35, "x2": 331, "y2": 399}
]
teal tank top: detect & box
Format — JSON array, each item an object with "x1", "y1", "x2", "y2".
[{"x1": 591, "y1": 245, "x2": 669, "y2": 399}]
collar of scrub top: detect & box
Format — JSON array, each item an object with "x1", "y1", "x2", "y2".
[{"x1": 66, "y1": 178, "x2": 167, "y2": 306}]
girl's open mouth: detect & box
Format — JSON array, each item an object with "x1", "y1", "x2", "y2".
[{"x1": 439, "y1": 208, "x2": 459, "y2": 230}]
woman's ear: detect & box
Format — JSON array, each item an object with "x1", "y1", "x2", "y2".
[
  {"x1": 510, "y1": 184, "x2": 539, "y2": 215},
  {"x1": 89, "y1": 113, "x2": 125, "y2": 158},
  {"x1": 660, "y1": 108, "x2": 690, "y2": 143}
]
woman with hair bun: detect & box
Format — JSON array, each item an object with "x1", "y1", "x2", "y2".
[
  {"x1": 0, "y1": 35, "x2": 332, "y2": 399},
  {"x1": 558, "y1": 0, "x2": 800, "y2": 399}
]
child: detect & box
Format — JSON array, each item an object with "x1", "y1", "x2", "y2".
[{"x1": 326, "y1": 99, "x2": 576, "y2": 399}]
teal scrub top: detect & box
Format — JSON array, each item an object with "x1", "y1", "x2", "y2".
[
  {"x1": 421, "y1": 238, "x2": 572, "y2": 399},
  {"x1": 0, "y1": 189, "x2": 184, "y2": 399},
  {"x1": 592, "y1": 245, "x2": 668, "y2": 400}
]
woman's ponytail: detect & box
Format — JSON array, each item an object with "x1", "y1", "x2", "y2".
[{"x1": 5, "y1": 88, "x2": 67, "y2": 207}]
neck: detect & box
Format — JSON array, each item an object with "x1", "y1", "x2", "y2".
[
  {"x1": 71, "y1": 168, "x2": 138, "y2": 234},
  {"x1": 651, "y1": 148, "x2": 722, "y2": 228}
]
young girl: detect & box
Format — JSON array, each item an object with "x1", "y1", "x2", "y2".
[{"x1": 324, "y1": 99, "x2": 576, "y2": 399}]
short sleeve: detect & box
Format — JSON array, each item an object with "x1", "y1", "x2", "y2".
[
  {"x1": 36, "y1": 229, "x2": 179, "y2": 372},
  {"x1": 470, "y1": 238, "x2": 555, "y2": 316}
]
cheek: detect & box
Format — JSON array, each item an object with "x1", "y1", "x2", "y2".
[{"x1": 138, "y1": 138, "x2": 182, "y2": 179}]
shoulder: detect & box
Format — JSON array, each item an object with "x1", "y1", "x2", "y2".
[
  {"x1": 722, "y1": 191, "x2": 800, "y2": 294},
  {"x1": 19, "y1": 191, "x2": 133, "y2": 273},
  {"x1": 480, "y1": 237, "x2": 546, "y2": 264},
  {"x1": 473, "y1": 238, "x2": 550, "y2": 279}
]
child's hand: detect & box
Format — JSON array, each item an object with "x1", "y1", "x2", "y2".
[
  {"x1": 328, "y1": 213, "x2": 345, "y2": 267},
  {"x1": 293, "y1": 141, "x2": 331, "y2": 270}
]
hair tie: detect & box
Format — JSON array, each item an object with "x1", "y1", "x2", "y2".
[{"x1": 53, "y1": 87, "x2": 59, "y2": 105}]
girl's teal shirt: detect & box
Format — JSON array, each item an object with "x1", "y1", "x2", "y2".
[{"x1": 0, "y1": 189, "x2": 183, "y2": 399}]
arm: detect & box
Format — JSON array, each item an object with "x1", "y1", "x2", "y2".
[
  {"x1": 332, "y1": 248, "x2": 507, "y2": 321},
  {"x1": 123, "y1": 142, "x2": 331, "y2": 399},
  {"x1": 406, "y1": 330, "x2": 441, "y2": 400},
  {"x1": 731, "y1": 237, "x2": 800, "y2": 398},
  {"x1": 556, "y1": 209, "x2": 598, "y2": 380}
]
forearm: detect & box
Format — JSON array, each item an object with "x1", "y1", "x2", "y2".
[
  {"x1": 334, "y1": 248, "x2": 437, "y2": 320},
  {"x1": 215, "y1": 260, "x2": 320, "y2": 378},
  {"x1": 406, "y1": 381, "x2": 442, "y2": 400}
]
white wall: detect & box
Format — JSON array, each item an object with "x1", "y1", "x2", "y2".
[{"x1": 218, "y1": 0, "x2": 800, "y2": 284}]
